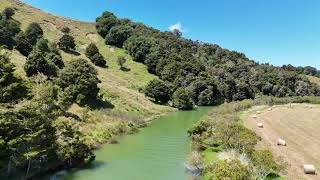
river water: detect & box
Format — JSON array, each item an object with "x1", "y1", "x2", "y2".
[{"x1": 58, "y1": 107, "x2": 211, "y2": 180}]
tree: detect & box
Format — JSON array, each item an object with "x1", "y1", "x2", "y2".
[
  {"x1": 105, "y1": 25, "x2": 133, "y2": 48},
  {"x1": 233, "y1": 81, "x2": 254, "y2": 101},
  {"x1": 145, "y1": 79, "x2": 171, "y2": 104},
  {"x1": 61, "y1": 26, "x2": 71, "y2": 34},
  {"x1": 58, "y1": 59, "x2": 100, "y2": 106},
  {"x1": 172, "y1": 88, "x2": 193, "y2": 110},
  {"x1": 303, "y1": 66, "x2": 317, "y2": 76},
  {"x1": 0, "y1": 79, "x2": 59, "y2": 177},
  {"x1": 54, "y1": 117, "x2": 95, "y2": 167},
  {"x1": 0, "y1": 13, "x2": 21, "y2": 49},
  {"x1": 85, "y1": 43, "x2": 99, "y2": 59},
  {"x1": 198, "y1": 89, "x2": 215, "y2": 106},
  {"x1": 123, "y1": 36, "x2": 155, "y2": 62},
  {"x1": 211, "y1": 160, "x2": 252, "y2": 180},
  {"x1": 96, "y1": 11, "x2": 119, "y2": 37},
  {"x1": 117, "y1": 56, "x2": 127, "y2": 70},
  {"x1": 35, "y1": 38, "x2": 50, "y2": 53},
  {"x1": 172, "y1": 29, "x2": 182, "y2": 37},
  {"x1": 2, "y1": 7, "x2": 15, "y2": 19},
  {"x1": 14, "y1": 32, "x2": 33, "y2": 56},
  {"x1": 0, "y1": 52, "x2": 26, "y2": 103},
  {"x1": 91, "y1": 53, "x2": 106, "y2": 67},
  {"x1": 24, "y1": 50, "x2": 57, "y2": 77},
  {"x1": 46, "y1": 52, "x2": 64, "y2": 69},
  {"x1": 58, "y1": 34, "x2": 76, "y2": 51},
  {"x1": 25, "y1": 22, "x2": 43, "y2": 45},
  {"x1": 295, "y1": 80, "x2": 311, "y2": 96}
]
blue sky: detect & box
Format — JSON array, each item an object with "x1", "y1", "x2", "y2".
[{"x1": 22, "y1": 0, "x2": 320, "y2": 68}]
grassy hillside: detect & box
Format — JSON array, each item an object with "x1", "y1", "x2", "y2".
[
  {"x1": 307, "y1": 75, "x2": 320, "y2": 86},
  {"x1": 0, "y1": 0, "x2": 173, "y2": 145}
]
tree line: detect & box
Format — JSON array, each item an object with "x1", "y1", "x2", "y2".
[{"x1": 95, "y1": 11, "x2": 320, "y2": 110}]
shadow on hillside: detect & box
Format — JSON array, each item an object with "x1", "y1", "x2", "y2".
[
  {"x1": 120, "y1": 67, "x2": 131, "y2": 72},
  {"x1": 86, "y1": 98, "x2": 115, "y2": 110},
  {"x1": 62, "y1": 49, "x2": 81, "y2": 56}
]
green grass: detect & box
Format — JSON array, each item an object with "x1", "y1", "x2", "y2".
[{"x1": 0, "y1": 0, "x2": 173, "y2": 145}]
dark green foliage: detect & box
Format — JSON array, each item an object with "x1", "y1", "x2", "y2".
[
  {"x1": 58, "y1": 59, "x2": 100, "y2": 106},
  {"x1": 35, "y1": 38, "x2": 50, "y2": 53},
  {"x1": 96, "y1": 11, "x2": 320, "y2": 107},
  {"x1": 24, "y1": 49, "x2": 57, "y2": 77},
  {"x1": 14, "y1": 31, "x2": 33, "y2": 56},
  {"x1": 2, "y1": 7, "x2": 15, "y2": 19},
  {"x1": 46, "y1": 52, "x2": 64, "y2": 69},
  {"x1": 145, "y1": 52, "x2": 162, "y2": 74},
  {"x1": 0, "y1": 11, "x2": 21, "y2": 49},
  {"x1": 123, "y1": 36, "x2": 155, "y2": 62},
  {"x1": 105, "y1": 25, "x2": 133, "y2": 48},
  {"x1": 172, "y1": 88, "x2": 193, "y2": 110},
  {"x1": 96, "y1": 11, "x2": 119, "y2": 37},
  {"x1": 54, "y1": 118, "x2": 95, "y2": 167},
  {"x1": 85, "y1": 43, "x2": 106, "y2": 67},
  {"x1": 58, "y1": 34, "x2": 76, "y2": 51},
  {"x1": 85, "y1": 43, "x2": 99, "y2": 58},
  {"x1": 145, "y1": 79, "x2": 171, "y2": 104},
  {"x1": 0, "y1": 79, "x2": 94, "y2": 177},
  {"x1": 233, "y1": 81, "x2": 254, "y2": 101},
  {"x1": 0, "y1": 53, "x2": 26, "y2": 103},
  {"x1": 91, "y1": 53, "x2": 106, "y2": 67},
  {"x1": 25, "y1": 22, "x2": 43, "y2": 45}
]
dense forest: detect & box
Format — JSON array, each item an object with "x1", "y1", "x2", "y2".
[
  {"x1": 96, "y1": 11, "x2": 320, "y2": 110},
  {"x1": 1, "y1": 3, "x2": 320, "y2": 179}
]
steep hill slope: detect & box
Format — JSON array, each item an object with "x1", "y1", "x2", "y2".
[{"x1": 0, "y1": 0, "x2": 173, "y2": 145}]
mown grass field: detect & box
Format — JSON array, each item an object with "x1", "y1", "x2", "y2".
[
  {"x1": 0, "y1": 0, "x2": 173, "y2": 145},
  {"x1": 244, "y1": 104, "x2": 320, "y2": 180}
]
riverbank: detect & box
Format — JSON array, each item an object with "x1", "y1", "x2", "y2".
[{"x1": 55, "y1": 107, "x2": 212, "y2": 180}]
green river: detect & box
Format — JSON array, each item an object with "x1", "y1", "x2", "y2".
[{"x1": 56, "y1": 107, "x2": 211, "y2": 180}]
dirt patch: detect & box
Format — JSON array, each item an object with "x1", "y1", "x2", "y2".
[
  {"x1": 42, "y1": 20, "x2": 59, "y2": 33},
  {"x1": 110, "y1": 47, "x2": 115, "y2": 53},
  {"x1": 79, "y1": 44, "x2": 88, "y2": 50},
  {"x1": 86, "y1": 32, "x2": 98, "y2": 43},
  {"x1": 244, "y1": 105, "x2": 320, "y2": 180}
]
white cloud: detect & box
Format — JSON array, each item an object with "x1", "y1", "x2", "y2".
[{"x1": 169, "y1": 22, "x2": 183, "y2": 32}]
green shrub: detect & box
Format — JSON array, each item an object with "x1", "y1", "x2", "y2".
[
  {"x1": 58, "y1": 33, "x2": 76, "y2": 51},
  {"x1": 145, "y1": 79, "x2": 171, "y2": 104},
  {"x1": 105, "y1": 25, "x2": 133, "y2": 48},
  {"x1": 58, "y1": 59, "x2": 100, "y2": 106},
  {"x1": 25, "y1": 22, "x2": 43, "y2": 45},
  {"x1": 211, "y1": 160, "x2": 252, "y2": 180},
  {"x1": 91, "y1": 53, "x2": 107, "y2": 67},
  {"x1": 85, "y1": 43, "x2": 99, "y2": 58},
  {"x1": 172, "y1": 88, "x2": 193, "y2": 110}
]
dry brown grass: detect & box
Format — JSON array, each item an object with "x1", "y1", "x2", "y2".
[{"x1": 244, "y1": 104, "x2": 320, "y2": 180}]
